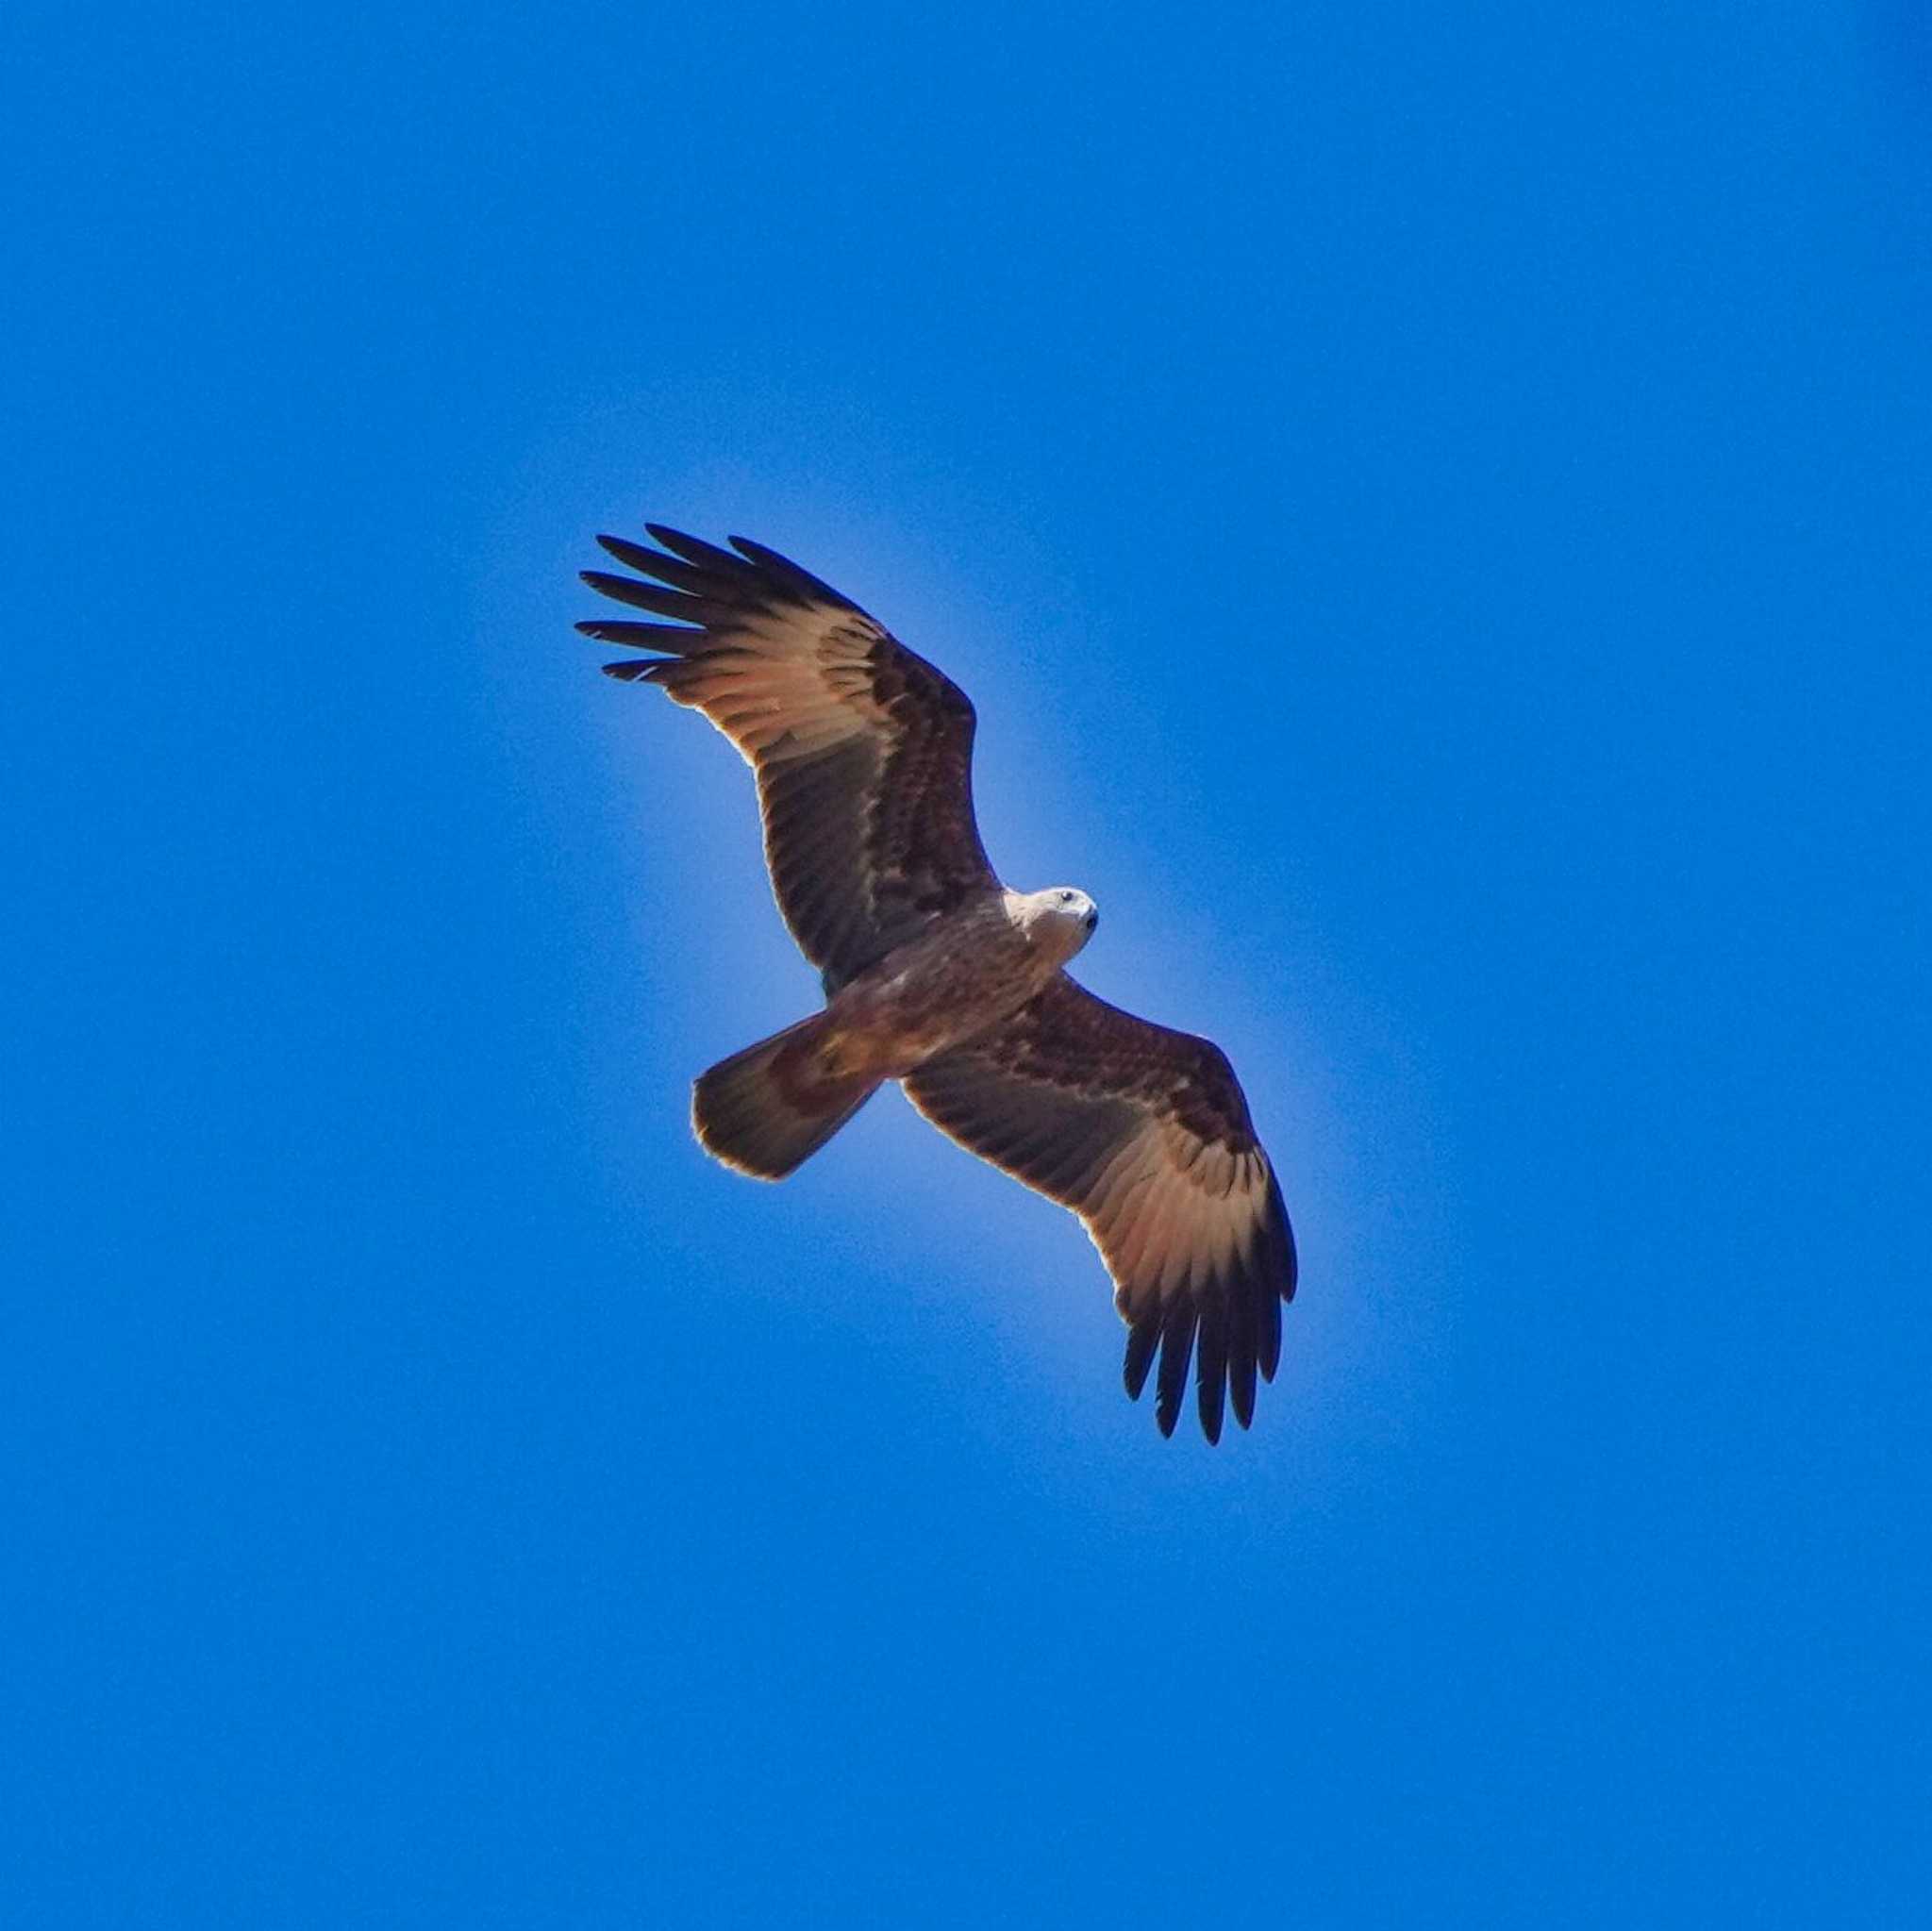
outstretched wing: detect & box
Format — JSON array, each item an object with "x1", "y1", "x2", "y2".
[
  {"x1": 904, "y1": 975, "x2": 1297, "y2": 1443},
  {"x1": 579, "y1": 526, "x2": 996, "y2": 990}
]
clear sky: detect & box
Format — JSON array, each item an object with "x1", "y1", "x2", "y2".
[{"x1": 8, "y1": 2, "x2": 1930, "y2": 1923}]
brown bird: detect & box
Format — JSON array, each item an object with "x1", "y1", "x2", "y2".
[{"x1": 579, "y1": 526, "x2": 1297, "y2": 1440}]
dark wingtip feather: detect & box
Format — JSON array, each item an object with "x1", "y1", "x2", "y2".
[
  {"x1": 575, "y1": 618, "x2": 701, "y2": 650},
  {"x1": 1257, "y1": 1283, "x2": 1282, "y2": 1384},
  {"x1": 643, "y1": 524, "x2": 748, "y2": 574},
  {"x1": 594, "y1": 532, "x2": 668, "y2": 575},
  {"x1": 580, "y1": 570, "x2": 697, "y2": 620},
  {"x1": 1230, "y1": 1352, "x2": 1257, "y2": 1429},
  {"x1": 1229, "y1": 1273, "x2": 1259, "y2": 1428},
  {"x1": 1194, "y1": 1294, "x2": 1228, "y2": 1445},
  {"x1": 728, "y1": 534, "x2": 859, "y2": 610},
  {"x1": 1154, "y1": 1301, "x2": 1197, "y2": 1440},
  {"x1": 1271, "y1": 1171, "x2": 1299, "y2": 1303},
  {"x1": 1123, "y1": 1315, "x2": 1160, "y2": 1402}
]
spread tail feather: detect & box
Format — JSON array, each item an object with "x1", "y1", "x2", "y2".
[{"x1": 691, "y1": 1013, "x2": 878, "y2": 1179}]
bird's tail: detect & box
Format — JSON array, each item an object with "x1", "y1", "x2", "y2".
[{"x1": 691, "y1": 1012, "x2": 880, "y2": 1180}]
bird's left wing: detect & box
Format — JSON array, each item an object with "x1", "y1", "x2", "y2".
[
  {"x1": 903, "y1": 975, "x2": 1297, "y2": 1442},
  {"x1": 579, "y1": 527, "x2": 996, "y2": 990}
]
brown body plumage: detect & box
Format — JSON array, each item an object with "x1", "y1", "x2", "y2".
[{"x1": 579, "y1": 525, "x2": 1297, "y2": 1440}]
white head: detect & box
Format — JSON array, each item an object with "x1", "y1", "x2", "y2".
[{"x1": 1013, "y1": 885, "x2": 1099, "y2": 963}]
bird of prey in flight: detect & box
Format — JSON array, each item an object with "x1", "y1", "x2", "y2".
[{"x1": 579, "y1": 526, "x2": 1297, "y2": 1440}]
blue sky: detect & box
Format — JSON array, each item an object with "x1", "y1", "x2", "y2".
[{"x1": 7, "y1": 1, "x2": 1930, "y2": 1923}]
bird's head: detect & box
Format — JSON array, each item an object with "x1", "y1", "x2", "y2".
[{"x1": 1018, "y1": 885, "x2": 1099, "y2": 962}]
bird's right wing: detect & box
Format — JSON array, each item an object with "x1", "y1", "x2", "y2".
[
  {"x1": 579, "y1": 527, "x2": 997, "y2": 990},
  {"x1": 903, "y1": 974, "x2": 1297, "y2": 1442}
]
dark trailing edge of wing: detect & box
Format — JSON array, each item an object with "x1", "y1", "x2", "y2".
[
  {"x1": 575, "y1": 525, "x2": 875, "y2": 680},
  {"x1": 575, "y1": 526, "x2": 782, "y2": 675},
  {"x1": 1120, "y1": 1162, "x2": 1296, "y2": 1442}
]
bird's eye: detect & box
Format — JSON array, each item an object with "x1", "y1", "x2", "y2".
[{"x1": 1060, "y1": 890, "x2": 1074, "y2": 904}]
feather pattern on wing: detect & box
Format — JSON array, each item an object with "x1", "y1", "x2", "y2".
[
  {"x1": 579, "y1": 526, "x2": 995, "y2": 990},
  {"x1": 904, "y1": 974, "x2": 1297, "y2": 1441}
]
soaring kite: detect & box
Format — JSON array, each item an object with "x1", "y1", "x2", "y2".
[{"x1": 579, "y1": 526, "x2": 1298, "y2": 1440}]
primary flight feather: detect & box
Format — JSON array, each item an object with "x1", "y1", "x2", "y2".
[{"x1": 579, "y1": 525, "x2": 1297, "y2": 1441}]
